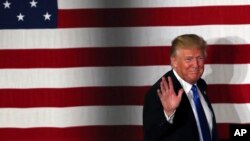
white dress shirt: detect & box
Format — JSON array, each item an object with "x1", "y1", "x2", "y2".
[{"x1": 164, "y1": 70, "x2": 213, "y2": 141}]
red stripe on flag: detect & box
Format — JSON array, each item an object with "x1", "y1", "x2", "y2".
[
  {"x1": 0, "y1": 85, "x2": 250, "y2": 107},
  {"x1": 206, "y1": 45, "x2": 250, "y2": 64},
  {"x1": 217, "y1": 124, "x2": 230, "y2": 140},
  {"x1": 0, "y1": 126, "x2": 143, "y2": 141},
  {"x1": 58, "y1": 6, "x2": 250, "y2": 27},
  {"x1": 0, "y1": 47, "x2": 168, "y2": 68},
  {"x1": 0, "y1": 45, "x2": 250, "y2": 68},
  {"x1": 0, "y1": 87, "x2": 148, "y2": 107},
  {"x1": 208, "y1": 84, "x2": 250, "y2": 103},
  {"x1": 0, "y1": 124, "x2": 234, "y2": 140}
]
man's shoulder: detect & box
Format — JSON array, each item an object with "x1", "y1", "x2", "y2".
[
  {"x1": 146, "y1": 70, "x2": 173, "y2": 94},
  {"x1": 197, "y1": 78, "x2": 207, "y2": 91},
  {"x1": 197, "y1": 78, "x2": 207, "y2": 85},
  {"x1": 153, "y1": 70, "x2": 173, "y2": 85}
]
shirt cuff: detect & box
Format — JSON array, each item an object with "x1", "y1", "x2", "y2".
[{"x1": 164, "y1": 110, "x2": 176, "y2": 124}]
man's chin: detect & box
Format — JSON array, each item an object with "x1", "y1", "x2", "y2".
[
  {"x1": 190, "y1": 72, "x2": 202, "y2": 77},
  {"x1": 187, "y1": 76, "x2": 200, "y2": 84}
]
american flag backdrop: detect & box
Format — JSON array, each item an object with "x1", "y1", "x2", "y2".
[{"x1": 1, "y1": 0, "x2": 250, "y2": 140}]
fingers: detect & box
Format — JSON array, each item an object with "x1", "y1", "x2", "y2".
[
  {"x1": 157, "y1": 89, "x2": 161, "y2": 97},
  {"x1": 162, "y1": 77, "x2": 169, "y2": 90},
  {"x1": 160, "y1": 81, "x2": 166, "y2": 93},
  {"x1": 177, "y1": 88, "x2": 184, "y2": 99},
  {"x1": 160, "y1": 76, "x2": 174, "y2": 93},
  {"x1": 162, "y1": 76, "x2": 175, "y2": 92},
  {"x1": 158, "y1": 76, "x2": 180, "y2": 98},
  {"x1": 159, "y1": 77, "x2": 169, "y2": 96},
  {"x1": 168, "y1": 77, "x2": 174, "y2": 90}
]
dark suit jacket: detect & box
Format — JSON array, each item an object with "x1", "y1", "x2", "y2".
[{"x1": 143, "y1": 70, "x2": 219, "y2": 141}]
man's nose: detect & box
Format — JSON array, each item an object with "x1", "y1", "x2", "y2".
[{"x1": 192, "y1": 59, "x2": 199, "y2": 67}]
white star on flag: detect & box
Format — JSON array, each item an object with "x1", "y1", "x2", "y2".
[
  {"x1": 43, "y1": 12, "x2": 52, "y2": 20},
  {"x1": 30, "y1": 0, "x2": 38, "y2": 8},
  {"x1": 3, "y1": 0, "x2": 11, "y2": 9},
  {"x1": 17, "y1": 13, "x2": 25, "y2": 21}
]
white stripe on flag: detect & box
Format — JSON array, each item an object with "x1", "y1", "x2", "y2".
[
  {"x1": 0, "y1": 104, "x2": 250, "y2": 128},
  {"x1": 58, "y1": 0, "x2": 250, "y2": 9},
  {"x1": 0, "y1": 64, "x2": 249, "y2": 88},
  {"x1": 0, "y1": 106, "x2": 143, "y2": 128},
  {"x1": 0, "y1": 66, "x2": 169, "y2": 88},
  {"x1": 213, "y1": 103, "x2": 250, "y2": 124},
  {"x1": 2, "y1": 25, "x2": 250, "y2": 49}
]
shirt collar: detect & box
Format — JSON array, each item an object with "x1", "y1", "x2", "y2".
[{"x1": 173, "y1": 69, "x2": 195, "y2": 94}]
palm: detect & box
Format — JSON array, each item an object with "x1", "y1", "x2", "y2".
[{"x1": 157, "y1": 77, "x2": 184, "y2": 116}]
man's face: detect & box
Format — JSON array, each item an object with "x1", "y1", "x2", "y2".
[{"x1": 171, "y1": 48, "x2": 205, "y2": 84}]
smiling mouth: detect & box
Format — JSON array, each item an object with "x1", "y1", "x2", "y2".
[
  {"x1": 190, "y1": 70, "x2": 199, "y2": 73},
  {"x1": 190, "y1": 69, "x2": 202, "y2": 73},
  {"x1": 190, "y1": 72, "x2": 201, "y2": 76}
]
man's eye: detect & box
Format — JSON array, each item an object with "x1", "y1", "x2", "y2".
[
  {"x1": 185, "y1": 58, "x2": 192, "y2": 62},
  {"x1": 198, "y1": 57, "x2": 205, "y2": 61}
]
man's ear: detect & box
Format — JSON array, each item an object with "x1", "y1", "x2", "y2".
[{"x1": 171, "y1": 56, "x2": 177, "y2": 68}]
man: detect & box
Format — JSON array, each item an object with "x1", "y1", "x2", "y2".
[{"x1": 143, "y1": 34, "x2": 219, "y2": 141}]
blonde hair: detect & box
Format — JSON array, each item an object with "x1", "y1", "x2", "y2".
[{"x1": 170, "y1": 34, "x2": 207, "y2": 57}]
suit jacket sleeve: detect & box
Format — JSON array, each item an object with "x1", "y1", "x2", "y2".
[
  {"x1": 143, "y1": 71, "x2": 186, "y2": 141},
  {"x1": 143, "y1": 81, "x2": 175, "y2": 141}
]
